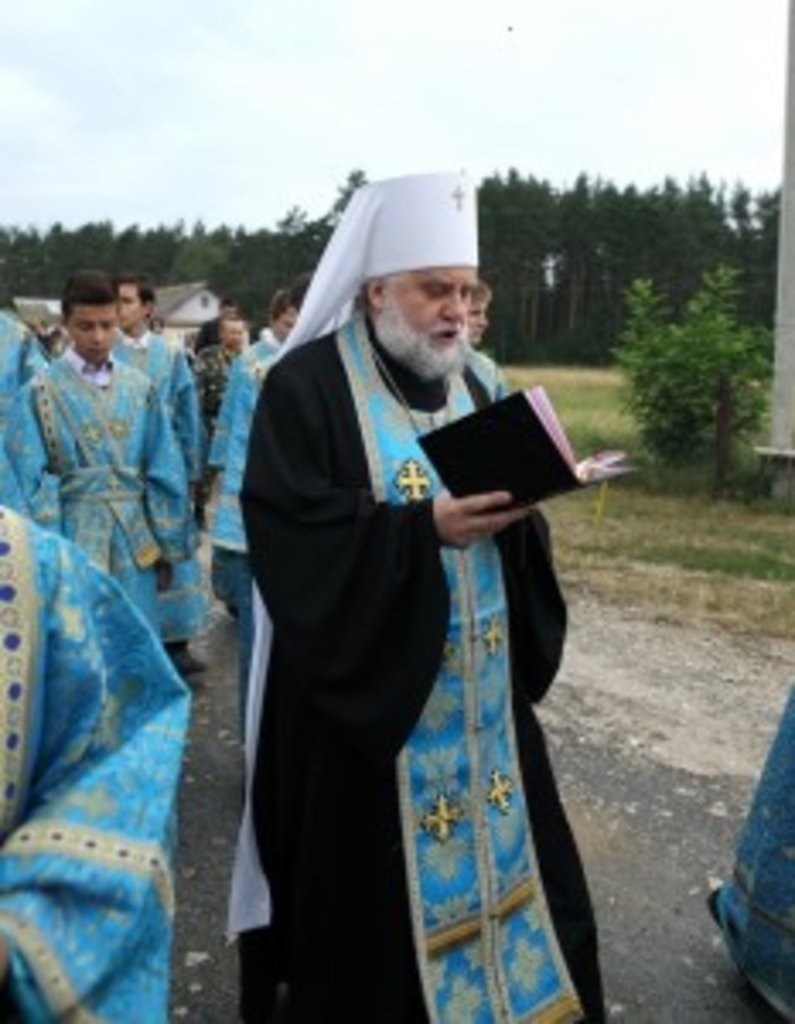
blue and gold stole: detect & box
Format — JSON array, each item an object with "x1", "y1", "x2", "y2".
[{"x1": 338, "y1": 317, "x2": 582, "y2": 1024}]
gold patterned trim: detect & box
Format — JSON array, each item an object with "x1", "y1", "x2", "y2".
[
  {"x1": 33, "y1": 377, "x2": 66, "y2": 474},
  {"x1": 0, "y1": 510, "x2": 38, "y2": 838},
  {"x1": 517, "y1": 993, "x2": 583, "y2": 1024},
  {"x1": 426, "y1": 915, "x2": 480, "y2": 957},
  {"x1": 336, "y1": 320, "x2": 388, "y2": 502},
  {"x1": 0, "y1": 912, "x2": 99, "y2": 1022},
  {"x1": 455, "y1": 546, "x2": 506, "y2": 1011},
  {"x1": 491, "y1": 877, "x2": 537, "y2": 919},
  {"x1": 426, "y1": 878, "x2": 538, "y2": 956},
  {"x1": 396, "y1": 749, "x2": 441, "y2": 1024},
  {"x1": 4, "y1": 821, "x2": 174, "y2": 917},
  {"x1": 135, "y1": 542, "x2": 161, "y2": 570}
]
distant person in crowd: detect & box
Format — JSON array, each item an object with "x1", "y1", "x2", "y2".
[
  {"x1": 114, "y1": 272, "x2": 208, "y2": 678},
  {"x1": 257, "y1": 274, "x2": 311, "y2": 350},
  {"x1": 467, "y1": 277, "x2": 492, "y2": 346},
  {"x1": 0, "y1": 504, "x2": 189, "y2": 1021},
  {"x1": 466, "y1": 278, "x2": 507, "y2": 398},
  {"x1": 151, "y1": 315, "x2": 166, "y2": 334},
  {"x1": 230, "y1": 173, "x2": 604, "y2": 1023},
  {"x1": 195, "y1": 296, "x2": 238, "y2": 354},
  {"x1": 709, "y1": 684, "x2": 795, "y2": 1020},
  {"x1": 209, "y1": 282, "x2": 304, "y2": 731},
  {"x1": 183, "y1": 330, "x2": 199, "y2": 370},
  {"x1": 256, "y1": 290, "x2": 297, "y2": 356},
  {"x1": 194, "y1": 311, "x2": 248, "y2": 440},
  {"x1": 193, "y1": 311, "x2": 248, "y2": 528},
  {"x1": 4, "y1": 270, "x2": 190, "y2": 630},
  {"x1": 212, "y1": 288, "x2": 298, "y2": 470}
]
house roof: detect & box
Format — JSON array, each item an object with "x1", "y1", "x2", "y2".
[
  {"x1": 12, "y1": 297, "x2": 61, "y2": 326},
  {"x1": 155, "y1": 281, "x2": 213, "y2": 318}
]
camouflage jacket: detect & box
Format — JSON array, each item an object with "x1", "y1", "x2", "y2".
[{"x1": 194, "y1": 344, "x2": 238, "y2": 436}]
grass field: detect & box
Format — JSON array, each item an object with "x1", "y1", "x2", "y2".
[{"x1": 505, "y1": 366, "x2": 795, "y2": 638}]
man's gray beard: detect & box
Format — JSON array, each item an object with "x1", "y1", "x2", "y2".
[{"x1": 374, "y1": 297, "x2": 468, "y2": 382}]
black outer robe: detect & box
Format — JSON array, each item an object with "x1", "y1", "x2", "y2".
[{"x1": 239, "y1": 333, "x2": 605, "y2": 1024}]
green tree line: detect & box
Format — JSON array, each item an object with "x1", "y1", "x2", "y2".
[{"x1": 0, "y1": 169, "x2": 779, "y2": 364}]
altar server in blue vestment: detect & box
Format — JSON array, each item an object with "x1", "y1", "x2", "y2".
[
  {"x1": 209, "y1": 287, "x2": 298, "y2": 724},
  {"x1": 466, "y1": 278, "x2": 507, "y2": 399},
  {"x1": 0, "y1": 313, "x2": 46, "y2": 439},
  {"x1": 709, "y1": 684, "x2": 795, "y2": 1020},
  {"x1": 114, "y1": 272, "x2": 208, "y2": 676},
  {"x1": 0, "y1": 504, "x2": 189, "y2": 1021},
  {"x1": 4, "y1": 271, "x2": 190, "y2": 632},
  {"x1": 231, "y1": 173, "x2": 604, "y2": 1023}
]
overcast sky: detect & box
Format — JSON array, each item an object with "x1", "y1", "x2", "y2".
[{"x1": 1, "y1": 0, "x2": 789, "y2": 231}]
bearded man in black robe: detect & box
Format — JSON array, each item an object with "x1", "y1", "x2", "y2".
[{"x1": 232, "y1": 172, "x2": 605, "y2": 1024}]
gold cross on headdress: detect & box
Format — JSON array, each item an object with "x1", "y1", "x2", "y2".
[
  {"x1": 487, "y1": 770, "x2": 514, "y2": 814},
  {"x1": 395, "y1": 459, "x2": 432, "y2": 502},
  {"x1": 451, "y1": 185, "x2": 466, "y2": 212},
  {"x1": 420, "y1": 793, "x2": 465, "y2": 843}
]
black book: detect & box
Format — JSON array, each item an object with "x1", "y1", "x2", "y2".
[{"x1": 419, "y1": 385, "x2": 630, "y2": 504}]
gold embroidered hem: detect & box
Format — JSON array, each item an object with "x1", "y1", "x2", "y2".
[
  {"x1": 0, "y1": 912, "x2": 99, "y2": 1023},
  {"x1": 517, "y1": 993, "x2": 583, "y2": 1024},
  {"x1": 3, "y1": 821, "x2": 174, "y2": 916},
  {"x1": 0, "y1": 510, "x2": 37, "y2": 838}
]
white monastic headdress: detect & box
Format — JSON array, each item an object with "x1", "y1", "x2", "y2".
[{"x1": 279, "y1": 170, "x2": 479, "y2": 356}]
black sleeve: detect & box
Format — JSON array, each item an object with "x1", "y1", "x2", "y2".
[
  {"x1": 498, "y1": 509, "x2": 567, "y2": 703},
  {"x1": 241, "y1": 344, "x2": 450, "y2": 763}
]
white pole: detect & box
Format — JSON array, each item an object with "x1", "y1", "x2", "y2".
[{"x1": 771, "y1": 0, "x2": 795, "y2": 488}]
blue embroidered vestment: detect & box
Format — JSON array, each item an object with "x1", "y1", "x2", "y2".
[{"x1": 0, "y1": 506, "x2": 190, "y2": 1021}]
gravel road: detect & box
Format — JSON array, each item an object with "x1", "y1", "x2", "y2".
[{"x1": 169, "y1": 593, "x2": 795, "y2": 1022}]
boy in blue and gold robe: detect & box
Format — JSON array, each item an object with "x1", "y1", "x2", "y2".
[
  {"x1": 209, "y1": 288, "x2": 298, "y2": 725},
  {"x1": 114, "y1": 272, "x2": 208, "y2": 675},
  {"x1": 4, "y1": 271, "x2": 190, "y2": 632},
  {"x1": 0, "y1": 504, "x2": 189, "y2": 1021}
]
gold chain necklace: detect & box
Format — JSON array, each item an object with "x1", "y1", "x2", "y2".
[{"x1": 369, "y1": 342, "x2": 451, "y2": 436}]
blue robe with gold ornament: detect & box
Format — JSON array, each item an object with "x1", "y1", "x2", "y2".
[
  {"x1": 0, "y1": 505, "x2": 189, "y2": 1022},
  {"x1": 711, "y1": 685, "x2": 795, "y2": 1019},
  {"x1": 466, "y1": 347, "x2": 507, "y2": 400},
  {"x1": 3, "y1": 356, "x2": 190, "y2": 630},
  {"x1": 208, "y1": 337, "x2": 278, "y2": 475},
  {"x1": 114, "y1": 334, "x2": 208, "y2": 643},
  {"x1": 210, "y1": 341, "x2": 277, "y2": 725},
  {"x1": 0, "y1": 444, "x2": 25, "y2": 513},
  {"x1": 210, "y1": 340, "x2": 279, "y2": 552},
  {"x1": 238, "y1": 317, "x2": 603, "y2": 1023},
  {"x1": 0, "y1": 314, "x2": 46, "y2": 438}
]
